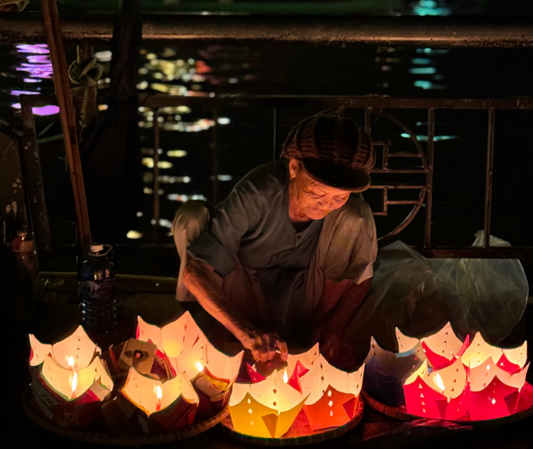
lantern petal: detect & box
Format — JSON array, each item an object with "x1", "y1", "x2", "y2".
[
  {"x1": 421, "y1": 322, "x2": 463, "y2": 368},
  {"x1": 51, "y1": 325, "x2": 100, "y2": 370},
  {"x1": 162, "y1": 311, "x2": 203, "y2": 357},
  {"x1": 286, "y1": 343, "x2": 320, "y2": 375},
  {"x1": 462, "y1": 332, "x2": 504, "y2": 369},
  {"x1": 262, "y1": 413, "x2": 280, "y2": 438},
  {"x1": 29, "y1": 334, "x2": 52, "y2": 366},
  {"x1": 229, "y1": 392, "x2": 279, "y2": 439},
  {"x1": 136, "y1": 316, "x2": 165, "y2": 353},
  {"x1": 396, "y1": 328, "x2": 419, "y2": 354},
  {"x1": 502, "y1": 341, "x2": 528, "y2": 370}
]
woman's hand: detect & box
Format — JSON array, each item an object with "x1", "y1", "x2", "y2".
[{"x1": 240, "y1": 328, "x2": 288, "y2": 363}]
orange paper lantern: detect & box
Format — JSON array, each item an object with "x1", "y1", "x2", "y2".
[{"x1": 239, "y1": 344, "x2": 365, "y2": 435}]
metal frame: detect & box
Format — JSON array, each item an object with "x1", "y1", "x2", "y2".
[
  {"x1": 18, "y1": 95, "x2": 533, "y2": 260},
  {"x1": 141, "y1": 94, "x2": 532, "y2": 258}
]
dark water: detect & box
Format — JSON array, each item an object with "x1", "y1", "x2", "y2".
[{"x1": 1, "y1": 0, "x2": 533, "y2": 275}]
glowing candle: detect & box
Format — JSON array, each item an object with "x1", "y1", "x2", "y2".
[
  {"x1": 283, "y1": 369, "x2": 289, "y2": 384},
  {"x1": 434, "y1": 373, "x2": 445, "y2": 391},
  {"x1": 195, "y1": 361, "x2": 204, "y2": 373},
  {"x1": 67, "y1": 356, "x2": 77, "y2": 399},
  {"x1": 154, "y1": 385, "x2": 163, "y2": 411}
]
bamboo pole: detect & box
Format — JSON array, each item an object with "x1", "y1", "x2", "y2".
[{"x1": 41, "y1": 0, "x2": 92, "y2": 256}]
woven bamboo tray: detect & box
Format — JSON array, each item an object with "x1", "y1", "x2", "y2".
[
  {"x1": 362, "y1": 381, "x2": 533, "y2": 429},
  {"x1": 221, "y1": 399, "x2": 364, "y2": 446},
  {"x1": 23, "y1": 387, "x2": 229, "y2": 446}
]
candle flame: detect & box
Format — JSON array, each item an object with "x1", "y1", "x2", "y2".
[
  {"x1": 434, "y1": 373, "x2": 445, "y2": 391},
  {"x1": 154, "y1": 385, "x2": 163, "y2": 400},
  {"x1": 283, "y1": 369, "x2": 288, "y2": 384},
  {"x1": 67, "y1": 356, "x2": 75, "y2": 368},
  {"x1": 69, "y1": 371, "x2": 78, "y2": 397},
  {"x1": 195, "y1": 361, "x2": 204, "y2": 372}
]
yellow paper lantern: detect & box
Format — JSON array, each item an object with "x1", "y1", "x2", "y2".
[
  {"x1": 137, "y1": 312, "x2": 243, "y2": 385},
  {"x1": 121, "y1": 368, "x2": 199, "y2": 416},
  {"x1": 229, "y1": 370, "x2": 307, "y2": 438},
  {"x1": 29, "y1": 325, "x2": 101, "y2": 370},
  {"x1": 28, "y1": 326, "x2": 113, "y2": 429},
  {"x1": 41, "y1": 354, "x2": 113, "y2": 401}
]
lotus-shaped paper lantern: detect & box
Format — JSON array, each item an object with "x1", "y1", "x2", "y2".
[
  {"x1": 29, "y1": 325, "x2": 101, "y2": 369},
  {"x1": 240, "y1": 343, "x2": 365, "y2": 436},
  {"x1": 229, "y1": 370, "x2": 307, "y2": 438},
  {"x1": 363, "y1": 328, "x2": 426, "y2": 406},
  {"x1": 284, "y1": 344, "x2": 365, "y2": 431},
  {"x1": 106, "y1": 367, "x2": 199, "y2": 433},
  {"x1": 404, "y1": 358, "x2": 468, "y2": 420},
  {"x1": 136, "y1": 312, "x2": 243, "y2": 416},
  {"x1": 28, "y1": 326, "x2": 113, "y2": 429},
  {"x1": 398, "y1": 327, "x2": 530, "y2": 421},
  {"x1": 462, "y1": 333, "x2": 529, "y2": 420}
]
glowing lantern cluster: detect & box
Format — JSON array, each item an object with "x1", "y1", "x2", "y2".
[
  {"x1": 366, "y1": 323, "x2": 529, "y2": 421},
  {"x1": 229, "y1": 344, "x2": 365, "y2": 438},
  {"x1": 28, "y1": 326, "x2": 114, "y2": 429},
  {"x1": 136, "y1": 311, "x2": 244, "y2": 416}
]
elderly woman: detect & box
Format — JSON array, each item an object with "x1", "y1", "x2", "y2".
[{"x1": 173, "y1": 112, "x2": 377, "y2": 367}]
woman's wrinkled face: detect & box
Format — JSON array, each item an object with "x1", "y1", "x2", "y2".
[{"x1": 288, "y1": 158, "x2": 351, "y2": 222}]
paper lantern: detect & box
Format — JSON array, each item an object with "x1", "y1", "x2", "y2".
[
  {"x1": 404, "y1": 358, "x2": 468, "y2": 420},
  {"x1": 136, "y1": 312, "x2": 243, "y2": 416},
  {"x1": 110, "y1": 367, "x2": 199, "y2": 433},
  {"x1": 29, "y1": 325, "x2": 101, "y2": 370},
  {"x1": 420, "y1": 322, "x2": 469, "y2": 370},
  {"x1": 297, "y1": 350, "x2": 365, "y2": 431},
  {"x1": 28, "y1": 326, "x2": 113, "y2": 429},
  {"x1": 462, "y1": 332, "x2": 528, "y2": 373},
  {"x1": 400, "y1": 329, "x2": 530, "y2": 421},
  {"x1": 136, "y1": 312, "x2": 202, "y2": 360},
  {"x1": 363, "y1": 328, "x2": 426, "y2": 406},
  {"x1": 461, "y1": 333, "x2": 529, "y2": 420},
  {"x1": 243, "y1": 343, "x2": 365, "y2": 433},
  {"x1": 229, "y1": 370, "x2": 307, "y2": 438}
]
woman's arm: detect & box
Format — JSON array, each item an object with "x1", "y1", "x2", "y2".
[{"x1": 183, "y1": 255, "x2": 288, "y2": 362}]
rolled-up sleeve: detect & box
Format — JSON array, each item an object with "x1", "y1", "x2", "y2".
[{"x1": 188, "y1": 179, "x2": 261, "y2": 277}]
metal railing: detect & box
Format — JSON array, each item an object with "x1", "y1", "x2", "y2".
[{"x1": 17, "y1": 92, "x2": 533, "y2": 259}]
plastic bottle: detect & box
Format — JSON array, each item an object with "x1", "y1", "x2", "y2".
[{"x1": 80, "y1": 243, "x2": 117, "y2": 333}]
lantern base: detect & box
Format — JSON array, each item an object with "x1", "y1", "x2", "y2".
[
  {"x1": 220, "y1": 400, "x2": 364, "y2": 446},
  {"x1": 22, "y1": 387, "x2": 229, "y2": 446},
  {"x1": 362, "y1": 382, "x2": 533, "y2": 426}
]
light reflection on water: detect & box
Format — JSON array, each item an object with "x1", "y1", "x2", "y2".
[
  {"x1": 3, "y1": 43, "x2": 59, "y2": 116},
  {"x1": 1, "y1": 0, "x2": 526, "y2": 244}
]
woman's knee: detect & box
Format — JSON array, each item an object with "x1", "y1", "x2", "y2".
[{"x1": 173, "y1": 200, "x2": 210, "y2": 232}]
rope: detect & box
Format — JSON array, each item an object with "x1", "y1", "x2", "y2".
[{"x1": 68, "y1": 54, "x2": 104, "y2": 129}]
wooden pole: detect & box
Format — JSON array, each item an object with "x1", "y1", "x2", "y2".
[{"x1": 41, "y1": 0, "x2": 92, "y2": 256}]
